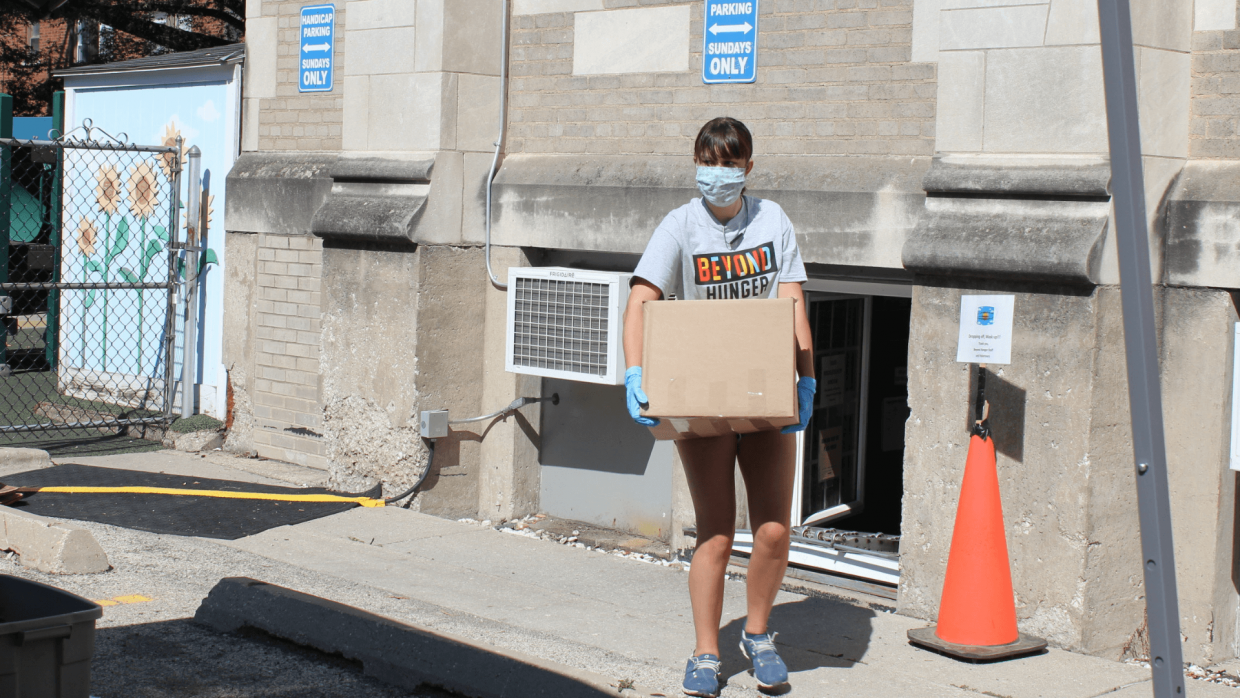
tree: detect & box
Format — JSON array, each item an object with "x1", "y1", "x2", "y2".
[{"x1": 1, "y1": 1, "x2": 244, "y2": 115}]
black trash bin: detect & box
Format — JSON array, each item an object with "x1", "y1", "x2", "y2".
[{"x1": 0, "y1": 575, "x2": 102, "y2": 697}]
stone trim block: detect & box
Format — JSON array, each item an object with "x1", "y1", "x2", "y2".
[
  {"x1": 343, "y1": 26, "x2": 417, "y2": 76},
  {"x1": 515, "y1": 0, "x2": 603, "y2": 15},
  {"x1": 939, "y1": 5, "x2": 1050, "y2": 51},
  {"x1": 904, "y1": 157, "x2": 1111, "y2": 285},
  {"x1": 1044, "y1": 0, "x2": 1101, "y2": 45},
  {"x1": 935, "y1": 50, "x2": 985, "y2": 151},
  {"x1": 0, "y1": 508, "x2": 109, "y2": 575},
  {"x1": 345, "y1": 0, "x2": 416, "y2": 31},
  {"x1": 245, "y1": 17, "x2": 279, "y2": 100},
  {"x1": 1195, "y1": 0, "x2": 1238, "y2": 31},
  {"x1": 1163, "y1": 160, "x2": 1240, "y2": 290},
  {"x1": 982, "y1": 46, "x2": 1107, "y2": 153},
  {"x1": 572, "y1": 6, "x2": 691, "y2": 76}
]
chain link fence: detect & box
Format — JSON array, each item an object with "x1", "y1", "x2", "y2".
[{"x1": 0, "y1": 124, "x2": 183, "y2": 438}]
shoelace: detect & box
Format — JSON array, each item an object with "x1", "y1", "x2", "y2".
[
  {"x1": 745, "y1": 631, "x2": 780, "y2": 656},
  {"x1": 689, "y1": 655, "x2": 722, "y2": 673}
]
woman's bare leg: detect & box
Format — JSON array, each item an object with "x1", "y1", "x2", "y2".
[
  {"x1": 678, "y1": 434, "x2": 740, "y2": 656},
  {"x1": 737, "y1": 429, "x2": 797, "y2": 635}
]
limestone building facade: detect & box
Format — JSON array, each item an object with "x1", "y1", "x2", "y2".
[{"x1": 225, "y1": 0, "x2": 1240, "y2": 665}]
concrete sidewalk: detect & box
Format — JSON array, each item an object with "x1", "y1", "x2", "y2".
[
  {"x1": 221, "y1": 505, "x2": 1234, "y2": 698},
  {"x1": 11, "y1": 448, "x2": 1235, "y2": 697}
]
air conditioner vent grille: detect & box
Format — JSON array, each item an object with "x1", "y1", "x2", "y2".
[{"x1": 511, "y1": 277, "x2": 611, "y2": 376}]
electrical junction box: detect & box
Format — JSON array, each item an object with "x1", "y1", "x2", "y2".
[
  {"x1": 505, "y1": 267, "x2": 632, "y2": 385},
  {"x1": 420, "y1": 410, "x2": 449, "y2": 439}
]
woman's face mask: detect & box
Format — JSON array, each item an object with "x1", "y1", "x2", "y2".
[{"x1": 696, "y1": 165, "x2": 746, "y2": 208}]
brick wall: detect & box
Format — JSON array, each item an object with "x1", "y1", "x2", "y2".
[
  {"x1": 255, "y1": 0, "x2": 345, "y2": 152},
  {"x1": 1191, "y1": 9, "x2": 1240, "y2": 159},
  {"x1": 507, "y1": 0, "x2": 935, "y2": 157},
  {"x1": 251, "y1": 233, "x2": 326, "y2": 469}
]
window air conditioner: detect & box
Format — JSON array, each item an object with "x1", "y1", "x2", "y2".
[{"x1": 505, "y1": 267, "x2": 631, "y2": 385}]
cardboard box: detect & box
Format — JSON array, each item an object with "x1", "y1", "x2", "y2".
[{"x1": 641, "y1": 298, "x2": 798, "y2": 440}]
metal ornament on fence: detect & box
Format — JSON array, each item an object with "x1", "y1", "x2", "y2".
[{"x1": 0, "y1": 120, "x2": 187, "y2": 436}]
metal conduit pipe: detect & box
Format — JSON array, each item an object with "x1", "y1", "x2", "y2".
[
  {"x1": 391, "y1": 394, "x2": 558, "y2": 508},
  {"x1": 448, "y1": 394, "x2": 558, "y2": 425},
  {"x1": 485, "y1": 0, "x2": 509, "y2": 290},
  {"x1": 384, "y1": 438, "x2": 435, "y2": 508}
]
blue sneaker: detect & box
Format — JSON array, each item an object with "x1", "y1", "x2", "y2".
[
  {"x1": 740, "y1": 630, "x2": 788, "y2": 689},
  {"x1": 682, "y1": 653, "x2": 721, "y2": 696}
]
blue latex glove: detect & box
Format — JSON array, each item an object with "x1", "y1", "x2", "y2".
[
  {"x1": 781, "y1": 376, "x2": 817, "y2": 434},
  {"x1": 625, "y1": 366, "x2": 659, "y2": 427}
]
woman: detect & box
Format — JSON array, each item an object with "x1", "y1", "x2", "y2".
[{"x1": 622, "y1": 117, "x2": 815, "y2": 696}]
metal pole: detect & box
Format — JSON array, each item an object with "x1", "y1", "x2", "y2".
[
  {"x1": 181, "y1": 146, "x2": 200, "y2": 419},
  {"x1": 163, "y1": 138, "x2": 182, "y2": 421},
  {"x1": 46, "y1": 90, "x2": 64, "y2": 370},
  {"x1": 0, "y1": 95, "x2": 12, "y2": 379},
  {"x1": 1096, "y1": 1, "x2": 1186, "y2": 695}
]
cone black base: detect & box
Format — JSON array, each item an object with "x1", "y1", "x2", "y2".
[{"x1": 907, "y1": 627, "x2": 1047, "y2": 662}]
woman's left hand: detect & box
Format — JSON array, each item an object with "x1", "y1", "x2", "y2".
[{"x1": 781, "y1": 376, "x2": 816, "y2": 434}]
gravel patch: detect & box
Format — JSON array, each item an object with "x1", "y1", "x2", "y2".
[{"x1": 0, "y1": 520, "x2": 466, "y2": 698}]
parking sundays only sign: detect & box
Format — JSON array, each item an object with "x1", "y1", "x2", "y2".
[
  {"x1": 299, "y1": 4, "x2": 335, "y2": 93},
  {"x1": 703, "y1": 0, "x2": 758, "y2": 84}
]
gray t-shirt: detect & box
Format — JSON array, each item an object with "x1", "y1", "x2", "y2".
[{"x1": 633, "y1": 195, "x2": 807, "y2": 300}]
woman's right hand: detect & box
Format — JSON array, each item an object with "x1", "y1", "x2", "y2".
[{"x1": 625, "y1": 366, "x2": 659, "y2": 427}]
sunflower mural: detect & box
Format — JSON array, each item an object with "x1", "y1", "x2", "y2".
[
  {"x1": 61, "y1": 91, "x2": 239, "y2": 409},
  {"x1": 75, "y1": 217, "x2": 99, "y2": 365},
  {"x1": 181, "y1": 193, "x2": 219, "y2": 277},
  {"x1": 82, "y1": 166, "x2": 121, "y2": 365},
  {"x1": 78, "y1": 154, "x2": 173, "y2": 374},
  {"x1": 158, "y1": 122, "x2": 185, "y2": 182},
  {"x1": 118, "y1": 161, "x2": 166, "y2": 374}
]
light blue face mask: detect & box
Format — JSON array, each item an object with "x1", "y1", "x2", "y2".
[{"x1": 696, "y1": 166, "x2": 746, "y2": 207}]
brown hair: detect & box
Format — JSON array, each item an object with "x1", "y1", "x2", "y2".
[{"x1": 694, "y1": 117, "x2": 753, "y2": 166}]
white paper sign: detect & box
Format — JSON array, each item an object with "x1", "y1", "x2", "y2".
[{"x1": 956, "y1": 295, "x2": 1015, "y2": 364}]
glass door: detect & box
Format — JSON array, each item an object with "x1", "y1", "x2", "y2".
[{"x1": 792, "y1": 294, "x2": 871, "y2": 527}]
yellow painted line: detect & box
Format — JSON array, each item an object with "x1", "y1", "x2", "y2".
[
  {"x1": 112, "y1": 594, "x2": 153, "y2": 604},
  {"x1": 36, "y1": 486, "x2": 386, "y2": 507},
  {"x1": 92, "y1": 594, "x2": 153, "y2": 606}
]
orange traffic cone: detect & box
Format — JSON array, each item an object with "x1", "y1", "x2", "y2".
[{"x1": 907, "y1": 373, "x2": 1046, "y2": 661}]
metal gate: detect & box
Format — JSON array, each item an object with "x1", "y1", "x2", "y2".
[{"x1": 0, "y1": 122, "x2": 183, "y2": 437}]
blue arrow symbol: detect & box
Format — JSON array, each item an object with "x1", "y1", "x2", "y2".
[
  {"x1": 303, "y1": 42, "x2": 331, "y2": 51},
  {"x1": 709, "y1": 21, "x2": 753, "y2": 35}
]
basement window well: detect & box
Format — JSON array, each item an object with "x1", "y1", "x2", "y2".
[
  {"x1": 737, "y1": 280, "x2": 911, "y2": 593},
  {"x1": 794, "y1": 284, "x2": 910, "y2": 535}
]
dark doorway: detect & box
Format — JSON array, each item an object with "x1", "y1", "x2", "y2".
[{"x1": 832, "y1": 295, "x2": 910, "y2": 535}]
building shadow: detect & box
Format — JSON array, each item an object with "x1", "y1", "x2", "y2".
[
  {"x1": 93, "y1": 618, "x2": 434, "y2": 697},
  {"x1": 717, "y1": 593, "x2": 876, "y2": 691},
  {"x1": 967, "y1": 367, "x2": 1026, "y2": 463},
  {"x1": 1232, "y1": 471, "x2": 1240, "y2": 595}
]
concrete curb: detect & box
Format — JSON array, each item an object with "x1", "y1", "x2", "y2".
[
  {"x1": 194, "y1": 577, "x2": 658, "y2": 698},
  {"x1": 0, "y1": 507, "x2": 110, "y2": 574},
  {"x1": 160, "y1": 429, "x2": 225, "y2": 452},
  {"x1": 0, "y1": 447, "x2": 52, "y2": 478}
]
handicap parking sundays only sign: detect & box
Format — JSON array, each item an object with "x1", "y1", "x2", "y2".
[
  {"x1": 299, "y1": 4, "x2": 335, "y2": 93},
  {"x1": 703, "y1": 1, "x2": 758, "y2": 84}
]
